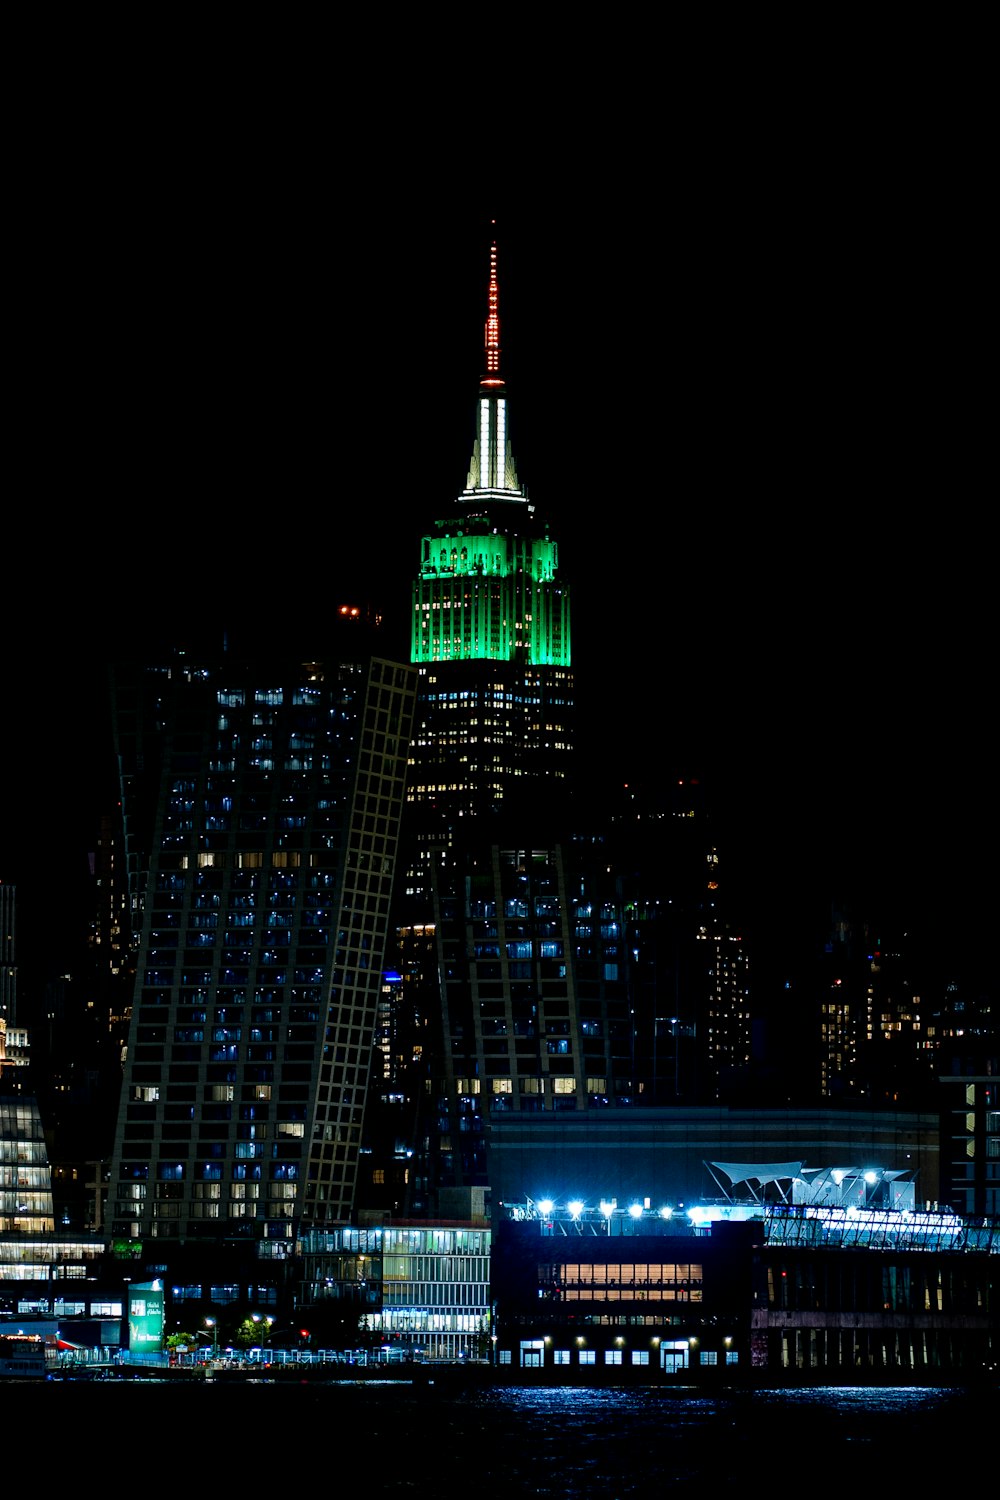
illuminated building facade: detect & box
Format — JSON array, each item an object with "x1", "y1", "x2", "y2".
[
  {"x1": 491, "y1": 1167, "x2": 999, "y2": 1382},
  {"x1": 406, "y1": 240, "x2": 573, "y2": 881},
  {"x1": 0, "y1": 1088, "x2": 54, "y2": 1235},
  {"x1": 0, "y1": 927, "x2": 54, "y2": 1241},
  {"x1": 104, "y1": 631, "x2": 416, "y2": 1248},
  {"x1": 0, "y1": 951, "x2": 107, "y2": 1327},
  {"x1": 298, "y1": 1222, "x2": 492, "y2": 1363}
]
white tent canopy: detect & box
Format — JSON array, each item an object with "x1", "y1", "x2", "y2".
[
  {"x1": 709, "y1": 1162, "x2": 805, "y2": 1185},
  {"x1": 706, "y1": 1162, "x2": 805, "y2": 1201},
  {"x1": 705, "y1": 1161, "x2": 918, "y2": 1210}
]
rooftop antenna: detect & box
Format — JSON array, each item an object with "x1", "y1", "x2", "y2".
[{"x1": 484, "y1": 224, "x2": 501, "y2": 380}]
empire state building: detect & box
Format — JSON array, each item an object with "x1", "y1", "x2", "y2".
[
  {"x1": 369, "y1": 236, "x2": 599, "y2": 1219},
  {"x1": 405, "y1": 239, "x2": 573, "y2": 874}
]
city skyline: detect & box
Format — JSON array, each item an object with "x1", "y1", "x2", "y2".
[
  {"x1": 5, "y1": 205, "x2": 993, "y2": 1013},
  {"x1": 1, "y1": 42, "x2": 996, "y2": 1395}
]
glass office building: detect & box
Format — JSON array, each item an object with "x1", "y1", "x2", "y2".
[{"x1": 299, "y1": 1223, "x2": 491, "y2": 1363}]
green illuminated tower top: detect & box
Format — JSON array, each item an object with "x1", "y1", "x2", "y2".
[{"x1": 411, "y1": 235, "x2": 570, "y2": 669}]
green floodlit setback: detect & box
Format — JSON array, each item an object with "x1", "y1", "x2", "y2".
[
  {"x1": 418, "y1": 526, "x2": 559, "y2": 584},
  {"x1": 412, "y1": 529, "x2": 570, "y2": 667}
]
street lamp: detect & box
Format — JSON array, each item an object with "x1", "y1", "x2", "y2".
[
  {"x1": 249, "y1": 1313, "x2": 274, "y2": 1362},
  {"x1": 204, "y1": 1317, "x2": 218, "y2": 1359}
]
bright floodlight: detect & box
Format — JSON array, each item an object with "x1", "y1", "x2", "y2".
[
  {"x1": 537, "y1": 1199, "x2": 554, "y2": 1216},
  {"x1": 660, "y1": 1206, "x2": 673, "y2": 1220},
  {"x1": 864, "y1": 1170, "x2": 878, "y2": 1184},
  {"x1": 567, "y1": 1200, "x2": 584, "y2": 1219},
  {"x1": 628, "y1": 1204, "x2": 643, "y2": 1219},
  {"x1": 600, "y1": 1200, "x2": 615, "y2": 1218}
]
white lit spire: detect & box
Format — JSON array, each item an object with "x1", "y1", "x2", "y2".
[{"x1": 468, "y1": 227, "x2": 521, "y2": 496}]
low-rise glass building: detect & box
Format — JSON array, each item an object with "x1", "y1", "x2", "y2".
[{"x1": 299, "y1": 1224, "x2": 491, "y2": 1362}]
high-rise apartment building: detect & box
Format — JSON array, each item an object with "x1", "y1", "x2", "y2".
[
  {"x1": 104, "y1": 623, "x2": 416, "y2": 1247},
  {"x1": 815, "y1": 904, "x2": 937, "y2": 1108}
]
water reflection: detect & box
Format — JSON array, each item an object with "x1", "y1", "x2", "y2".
[{"x1": 3, "y1": 1381, "x2": 990, "y2": 1493}]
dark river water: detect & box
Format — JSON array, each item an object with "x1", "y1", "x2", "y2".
[{"x1": 5, "y1": 1379, "x2": 994, "y2": 1493}]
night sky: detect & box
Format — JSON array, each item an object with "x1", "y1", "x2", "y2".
[{"x1": 5, "y1": 112, "x2": 993, "y2": 1016}]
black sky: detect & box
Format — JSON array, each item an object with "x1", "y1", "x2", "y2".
[{"x1": 5, "y1": 79, "x2": 994, "y2": 1011}]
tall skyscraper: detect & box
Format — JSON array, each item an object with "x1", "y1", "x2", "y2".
[
  {"x1": 404, "y1": 239, "x2": 573, "y2": 892},
  {"x1": 366, "y1": 239, "x2": 647, "y2": 1213},
  {"x1": 104, "y1": 621, "x2": 416, "y2": 1248}
]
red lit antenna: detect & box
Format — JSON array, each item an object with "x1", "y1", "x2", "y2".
[{"x1": 484, "y1": 234, "x2": 501, "y2": 377}]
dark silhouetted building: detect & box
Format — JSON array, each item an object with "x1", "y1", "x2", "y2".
[{"x1": 0, "y1": 883, "x2": 15, "y2": 1029}]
